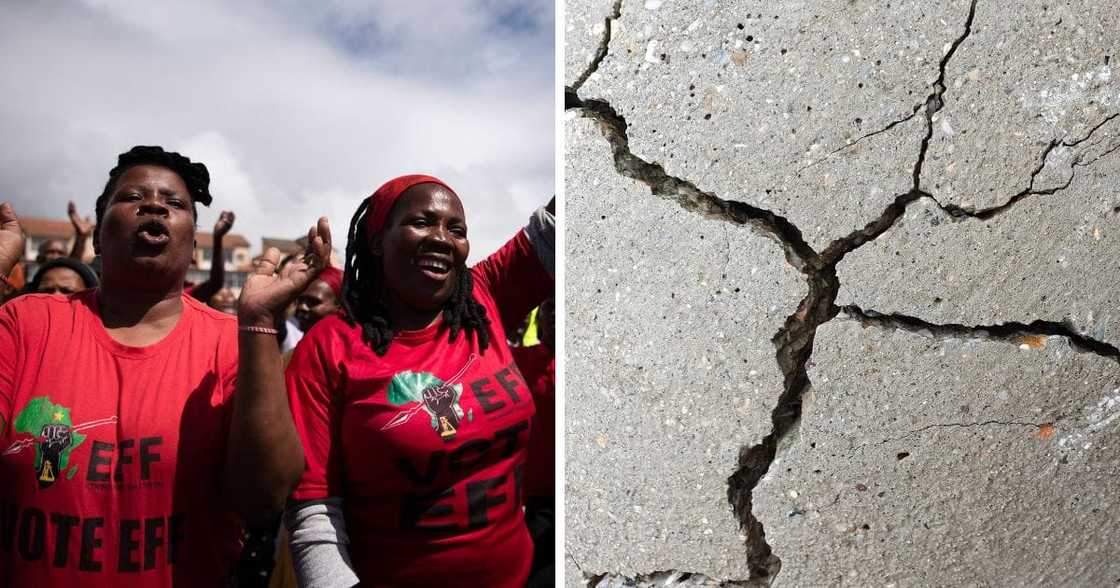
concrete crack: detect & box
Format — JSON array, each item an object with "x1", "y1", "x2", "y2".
[
  {"x1": 796, "y1": 104, "x2": 923, "y2": 174},
  {"x1": 839, "y1": 304, "x2": 1120, "y2": 363},
  {"x1": 904, "y1": 419, "x2": 1048, "y2": 435},
  {"x1": 938, "y1": 112, "x2": 1120, "y2": 220},
  {"x1": 571, "y1": 0, "x2": 624, "y2": 92},
  {"x1": 584, "y1": 569, "x2": 760, "y2": 587},
  {"x1": 566, "y1": 3, "x2": 999, "y2": 583},
  {"x1": 913, "y1": 0, "x2": 979, "y2": 191},
  {"x1": 567, "y1": 92, "x2": 820, "y2": 273}
]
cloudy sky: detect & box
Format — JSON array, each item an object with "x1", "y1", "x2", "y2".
[{"x1": 0, "y1": 0, "x2": 554, "y2": 261}]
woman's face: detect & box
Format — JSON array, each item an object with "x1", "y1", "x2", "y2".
[
  {"x1": 97, "y1": 165, "x2": 196, "y2": 284},
  {"x1": 37, "y1": 267, "x2": 85, "y2": 295},
  {"x1": 294, "y1": 279, "x2": 340, "y2": 332},
  {"x1": 375, "y1": 183, "x2": 469, "y2": 312}
]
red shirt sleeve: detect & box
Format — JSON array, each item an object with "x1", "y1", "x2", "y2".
[
  {"x1": 471, "y1": 230, "x2": 553, "y2": 334},
  {"x1": 286, "y1": 317, "x2": 347, "y2": 500},
  {"x1": 0, "y1": 301, "x2": 19, "y2": 432}
]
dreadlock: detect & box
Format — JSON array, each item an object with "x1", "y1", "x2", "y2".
[
  {"x1": 93, "y1": 146, "x2": 213, "y2": 251},
  {"x1": 340, "y1": 199, "x2": 491, "y2": 356}
]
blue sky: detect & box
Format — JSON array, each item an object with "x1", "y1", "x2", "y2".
[{"x1": 0, "y1": 0, "x2": 555, "y2": 261}]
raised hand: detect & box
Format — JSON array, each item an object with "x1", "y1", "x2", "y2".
[
  {"x1": 67, "y1": 201, "x2": 94, "y2": 237},
  {"x1": 214, "y1": 210, "x2": 235, "y2": 238},
  {"x1": 0, "y1": 202, "x2": 26, "y2": 278},
  {"x1": 238, "y1": 217, "x2": 332, "y2": 327}
]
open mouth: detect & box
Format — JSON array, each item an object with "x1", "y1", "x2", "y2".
[
  {"x1": 415, "y1": 255, "x2": 452, "y2": 279},
  {"x1": 135, "y1": 220, "x2": 171, "y2": 247}
]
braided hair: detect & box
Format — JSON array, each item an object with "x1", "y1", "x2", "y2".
[
  {"x1": 93, "y1": 146, "x2": 213, "y2": 251},
  {"x1": 340, "y1": 199, "x2": 491, "y2": 356}
]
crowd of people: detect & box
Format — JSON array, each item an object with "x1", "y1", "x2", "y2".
[{"x1": 0, "y1": 146, "x2": 556, "y2": 587}]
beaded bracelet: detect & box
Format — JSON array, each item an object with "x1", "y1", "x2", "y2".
[{"x1": 239, "y1": 325, "x2": 280, "y2": 335}]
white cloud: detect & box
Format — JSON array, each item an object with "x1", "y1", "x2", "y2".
[{"x1": 0, "y1": 0, "x2": 554, "y2": 261}]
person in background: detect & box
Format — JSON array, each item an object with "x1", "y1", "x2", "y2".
[
  {"x1": 35, "y1": 238, "x2": 68, "y2": 263},
  {"x1": 0, "y1": 261, "x2": 25, "y2": 305},
  {"x1": 67, "y1": 201, "x2": 96, "y2": 262},
  {"x1": 278, "y1": 253, "x2": 304, "y2": 352},
  {"x1": 512, "y1": 297, "x2": 555, "y2": 587},
  {"x1": 209, "y1": 287, "x2": 238, "y2": 315},
  {"x1": 293, "y1": 265, "x2": 342, "y2": 334},
  {"x1": 27, "y1": 257, "x2": 100, "y2": 295},
  {"x1": 188, "y1": 210, "x2": 236, "y2": 302}
]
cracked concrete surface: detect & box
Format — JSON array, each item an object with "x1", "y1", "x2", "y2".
[
  {"x1": 566, "y1": 0, "x2": 1120, "y2": 585},
  {"x1": 565, "y1": 114, "x2": 803, "y2": 582},
  {"x1": 755, "y1": 320, "x2": 1120, "y2": 586},
  {"x1": 576, "y1": 0, "x2": 970, "y2": 251}
]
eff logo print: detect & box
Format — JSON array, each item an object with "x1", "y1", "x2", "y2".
[
  {"x1": 4, "y1": 396, "x2": 117, "y2": 488},
  {"x1": 382, "y1": 355, "x2": 477, "y2": 441}
]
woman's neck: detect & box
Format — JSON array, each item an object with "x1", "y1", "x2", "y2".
[
  {"x1": 381, "y1": 291, "x2": 442, "y2": 332},
  {"x1": 97, "y1": 276, "x2": 184, "y2": 345}
]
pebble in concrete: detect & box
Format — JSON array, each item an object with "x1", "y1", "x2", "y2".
[
  {"x1": 754, "y1": 320, "x2": 1120, "y2": 586},
  {"x1": 565, "y1": 112, "x2": 803, "y2": 584}
]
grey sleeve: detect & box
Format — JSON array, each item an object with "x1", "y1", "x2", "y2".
[
  {"x1": 525, "y1": 203, "x2": 555, "y2": 277},
  {"x1": 285, "y1": 498, "x2": 361, "y2": 588}
]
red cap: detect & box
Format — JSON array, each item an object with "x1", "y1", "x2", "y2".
[
  {"x1": 364, "y1": 174, "x2": 457, "y2": 239},
  {"x1": 317, "y1": 265, "x2": 343, "y2": 298}
]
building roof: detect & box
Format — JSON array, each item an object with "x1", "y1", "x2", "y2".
[
  {"x1": 19, "y1": 217, "x2": 74, "y2": 239},
  {"x1": 196, "y1": 231, "x2": 250, "y2": 249},
  {"x1": 261, "y1": 237, "x2": 303, "y2": 255}
]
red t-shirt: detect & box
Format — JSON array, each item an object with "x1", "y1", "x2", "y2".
[
  {"x1": 0, "y1": 291, "x2": 242, "y2": 587},
  {"x1": 287, "y1": 230, "x2": 551, "y2": 588},
  {"x1": 510, "y1": 345, "x2": 554, "y2": 499}
]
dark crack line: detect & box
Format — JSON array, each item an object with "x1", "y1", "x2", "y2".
[
  {"x1": 938, "y1": 112, "x2": 1120, "y2": 220},
  {"x1": 568, "y1": 92, "x2": 821, "y2": 274},
  {"x1": 1063, "y1": 112, "x2": 1120, "y2": 148},
  {"x1": 912, "y1": 0, "x2": 979, "y2": 191},
  {"x1": 568, "y1": 549, "x2": 586, "y2": 575},
  {"x1": 566, "y1": 3, "x2": 991, "y2": 584},
  {"x1": 570, "y1": 0, "x2": 624, "y2": 92},
  {"x1": 850, "y1": 418, "x2": 1054, "y2": 459},
  {"x1": 584, "y1": 569, "x2": 761, "y2": 587},
  {"x1": 1073, "y1": 138, "x2": 1120, "y2": 168},
  {"x1": 796, "y1": 103, "x2": 923, "y2": 174},
  {"x1": 840, "y1": 304, "x2": 1120, "y2": 363},
  {"x1": 904, "y1": 419, "x2": 1046, "y2": 435}
]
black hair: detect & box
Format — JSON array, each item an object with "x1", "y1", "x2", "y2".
[
  {"x1": 93, "y1": 146, "x2": 212, "y2": 250},
  {"x1": 340, "y1": 199, "x2": 491, "y2": 356},
  {"x1": 28, "y1": 257, "x2": 100, "y2": 292}
]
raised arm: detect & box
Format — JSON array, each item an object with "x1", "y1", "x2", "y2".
[
  {"x1": 0, "y1": 203, "x2": 25, "y2": 282},
  {"x1": 67, "y1": 201, "x2": 94, "y2": 262},
  {"x1": 225, "y1": 217, "x2": 331, "y2": 523},
  {"x1": 189, "y1": 210, "x2": 235, "y2": 302}
]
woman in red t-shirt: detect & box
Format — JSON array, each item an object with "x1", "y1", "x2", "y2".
[
  {"x1": 0, "y1": 146, "x2": 331, "y2": 587},
  {"x1": 284, "y1": 176, "x2": 554, "y2": 587}
]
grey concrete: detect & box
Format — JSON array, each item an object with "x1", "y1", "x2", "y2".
[
  {"x1": 574, "y1": 0, "x2": 970, "y2": 251},
  {"x1": 755, "y1": 319, "x2": 1120, "y2": 586},
  {"x1": 566, "y1": 0, "x2": 1120, "y2": 585},
  {"x1": 565, "y1": 113, "x2": 803, "y2": 583},
  {"x1": 565, "y1": 0, "x2": 618, "y2": 89},
  {"x1": 924, "y1": 0, "x2": 1120, "y2": 211}
]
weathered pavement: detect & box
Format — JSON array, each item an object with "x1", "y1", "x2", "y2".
[{"x1": 565, "y1": 1, "x2": 1120, "y2": 586}]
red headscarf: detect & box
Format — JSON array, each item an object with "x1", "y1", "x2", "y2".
[
  {"x1": 363, "y1": 174, "x2": 457, "y2": 239},
  {"x1": 317, "y1": 265, "x2": 343, "y2": 298}
]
